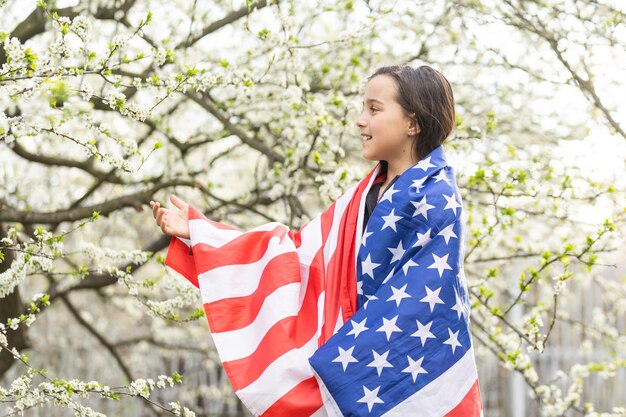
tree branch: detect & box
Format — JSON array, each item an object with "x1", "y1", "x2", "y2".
[
  {"x1": 47, "y1": 234, "x2": 171, "y2": 303},
  {"x1": 186, "y1": 91, "x2": 284, "y2": 163},
  {"x1": 60, "y1": 294, "x2": 134, "y2": 382},
  {"x1": 9, "y1": 140, "x2": 129, "y2": 184},
  {"x1": 0, "y1": 180, "x2": 196, "y2": 224},
  {"x1": 176, "y1": 0, "x2": 270, "y2": 49}
]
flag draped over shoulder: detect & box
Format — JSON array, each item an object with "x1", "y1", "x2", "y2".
[{"x1": 165, "y1": 145, "x2": 482, "y2": 417}]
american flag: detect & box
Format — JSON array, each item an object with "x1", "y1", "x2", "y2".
[{"x1": 166, "y1": 145, "x2": 482, "y2": 416}]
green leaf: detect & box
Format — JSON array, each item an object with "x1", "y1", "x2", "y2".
[
  {"x1": 311, "y1": 150, "x2": 323, "y2": 165},
  {"x1": 190, "y1": 307, "x2": 205, "y2": 320},
  {"x1": 479, "y1": 286, "x2": 494, "y2": 300},
  {"x1": 500, "y1": 207, "x2": 515, "y2": 216},
  {"x1": 257, "y1": 28, "x2": 271, "y2": 40},
  {"x1": 40, "y1": 294, "x2": 50, "y2": 305},
  {"x1": 490, "y1": 306, "x2": 503, "y2": 317},
  {"x1": 486, "y1": 111, "x2": 496, "y2": 133}
]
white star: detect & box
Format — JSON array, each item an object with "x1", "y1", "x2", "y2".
[
  {"x1": 367, "y1": 350, "x2": 393, "y2": 376},
  {"x1": 420, "y1": 286, "x2": 445, "y2": 312},
  {"x1": 438, "y1": 223, "x2": 458, "y2": 244},
  {"x1": 411, "y1": 177, "x2": 427, "y2": 192},
  {"x1": 411, "y1": 196, "x2": 435, "y2": 220},
  {"x1": 413, "y1": 228, "x2": 432, "y2": 248},
  {"x1": 361, "y1": 254, "x2": 381, "y2": 279},
  {"x1": 402, "y1": 355, "x2": 428, "y2": 382},
  {"x1": 411, "y1": 319, "x2": 436, "y2": 346},
  {"x1": 347, "y1": 318, "x2": 369, "y2": 338},
  {"x1": 428, "y1": 253, "x2": 453, "y2": 277},
  {"x1": 361, "y1": 228, "x2": 373, "y2": 246},
  {"x1": 387, "y1": 240, "x2": 406, "y2": 263},
  {"x1": 381, "y1": 209, "x2": 402, "y2": 232},
  {"x1": 402, "y1": 259, "x2": 419, "y2": 275},
  {"x1": 387, "y1": 284, "x2": 412, "y2": 307},
  {"x1": 379, "y1": 184, "x2": 400, "y2": 203},
  {"x1": 414, "y1": 156, "x2": 436, "y2": 171},
  {"x1": 433, "y1": 169, "x2": 450, "y2": 184},
  {"x1": 381, "y1": 270, "x2": 394, "y2": 285},
  {"x1": 357, "y1": 386, "x2": 384, "y2": 412},
  {"x1": 357, "y1": 280, "x2": 363, "y2": 295},
  {"x1": 443, "y1": 194, "x2": 462, "y2": 215},
  {"x1": 376, "y1": 315, "x2": 402, "y2": 341},
  {"x1": 332, "y1": 346, "x2": 359, "y2": 371},
  {"x1": 363, "y1": 294, "x2": 378, "y2": 310},
  {"x1": 451, "y1": 294, "x2": 464, "y2": 319},
  {"x1": 443, "y1": 328, "x2": 463, "y2": 354}
]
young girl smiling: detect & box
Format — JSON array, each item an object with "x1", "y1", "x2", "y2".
[{"x1": 151, "y1": 65, "x2": 482, "y2": 417}]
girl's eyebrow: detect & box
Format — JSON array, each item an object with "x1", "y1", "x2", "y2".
[{"x1": 363, "y1": 98, "x2": 385, "y2": 105}]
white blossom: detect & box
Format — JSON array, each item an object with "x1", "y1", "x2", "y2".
[
  {"x1": 0, "y1": 112, "x2": 8, "y2": 138},
  {"x1": 111, "y1": 34, "x2": 131, "y2": 49},
  {"x1": 70, "y1": 15, "x2": 92, "y2": 41},
  {"x1": 153, "y1": 47, "x2": 167, "y2": 66},
  {"x1": 129, "y1": 378, "x2": 155, "y2": 399},
  {"x1": 3, "y1": 37, "x2": 27, "y2": 66},
  {"x1": 0, "y1": 253, "x2": 27, "y2": 298},
  {"x1": 570, "y1": 364, "x2": 590, "y2": 379},
  {"x1": 80, "y1": 83, "x2": 94, "y2": 101}
]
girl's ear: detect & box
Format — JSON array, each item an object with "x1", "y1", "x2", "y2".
[{"x1": 407, "y1": 113, "x2": 420, "y2": 136}]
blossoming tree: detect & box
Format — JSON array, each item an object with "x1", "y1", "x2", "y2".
[{"x1": 0, "y1": 0, "x2": 624, "y2": 416}]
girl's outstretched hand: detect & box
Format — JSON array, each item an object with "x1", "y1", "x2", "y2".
[{"x1": 149, "y1": 195, "x2": 190, "y2": 239}]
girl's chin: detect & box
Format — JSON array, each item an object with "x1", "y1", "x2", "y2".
[{"x1": 361, "y1": 151, "x2": 378, "y2": 162}]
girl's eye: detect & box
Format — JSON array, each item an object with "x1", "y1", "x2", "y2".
[{"x1": 370, "y1": 107, "x2": 379, "y2": 113}]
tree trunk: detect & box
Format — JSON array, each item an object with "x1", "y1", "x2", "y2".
[{"x1": 0, "y1": 225, "x2": 29, "y2": 378}]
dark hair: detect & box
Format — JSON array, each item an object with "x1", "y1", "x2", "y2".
[{"x1": 368, "y1": 65, "x2": 456, "y2": 160}]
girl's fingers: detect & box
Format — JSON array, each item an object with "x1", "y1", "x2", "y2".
[
  {"x1": 156, "y1": 208, "x2": 166, "y2": 226},
  {"x1": 151, "y1": 199, "x2": 189, "y2": 238},
  {"x1": 151, "y1": 201, "x2": 160, "y2": 219},
  {"x1": 170, "y1": 195, "x2": 188, "y2": 211},
  {"x1": 161, "y1": 215, "x2": 170, "y2": 234}
]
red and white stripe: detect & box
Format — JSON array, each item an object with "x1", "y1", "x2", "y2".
[{"x1": 166, "y1": 169, "x2": 376, "y2": 416}]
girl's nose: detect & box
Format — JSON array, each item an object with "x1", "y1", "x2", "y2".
[{"x1": 356, "y1": 112, "x2": 366, "y2": 128}]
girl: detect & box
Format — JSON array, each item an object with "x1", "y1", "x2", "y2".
[{"x1": 150, "y1": 65, "x2": 482, "y2": 417}]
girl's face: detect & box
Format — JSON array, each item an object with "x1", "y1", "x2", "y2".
[{"x1": 356, "y1": 75, "x2": 418, "y2": 167}]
